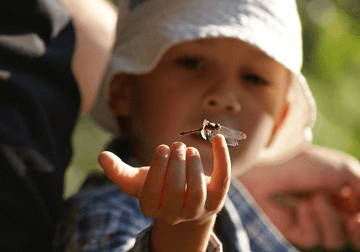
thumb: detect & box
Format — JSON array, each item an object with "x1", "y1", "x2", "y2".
[{"x1": 98, "y1": 151, "x2": 148, "y2": 198}]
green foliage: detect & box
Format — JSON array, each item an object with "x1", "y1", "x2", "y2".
[
  {"x1": 64, "y1": 0, "x2": 360, "y2": 198},
  {"x1": 64, "y1": 115, "x2": 111, "y2": 197},
  {"x1": 108, "y1": 0, "x2": 118, "y2": 6},
  {"x1": 297, "y1": 0, "x2": 360, "y2": 155}
]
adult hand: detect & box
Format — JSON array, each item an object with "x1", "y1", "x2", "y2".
[
  {"x1": 238, "y1": 146, "x2": 360, "y2": 251},
  {"x1": 98, "y1": 134, "x2": 231, "y2": 252}
]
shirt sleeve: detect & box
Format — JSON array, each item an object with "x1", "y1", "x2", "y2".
[
  {"x1": 0, "y1": 0, "x2": 80, "y2": 251},
  {"x1": 131, "y1": 226, "x2": 223, "y2": 252}
]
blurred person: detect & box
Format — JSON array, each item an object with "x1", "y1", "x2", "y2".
[
  {"x1": 53, "y1": 0, "x2": 360, "y2": 251},
  {"x1": 0, "y1": 0, "x2": 116, "y2": 250}
]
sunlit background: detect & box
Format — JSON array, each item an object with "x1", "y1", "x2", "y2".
[{"x1": 64, "y1": 0, "x2": 360, "y2": 198}]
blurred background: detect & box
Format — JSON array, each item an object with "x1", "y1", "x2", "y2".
[{"x1": 63, "y1": 0, "x2": 360, "y2": 198}]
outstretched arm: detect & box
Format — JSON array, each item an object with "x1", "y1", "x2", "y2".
[{"x1": 99, "y1": 134, "x2": 231, "y2": 252}]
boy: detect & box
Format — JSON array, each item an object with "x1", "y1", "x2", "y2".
[{"x1": 54, "y1": 0, "x2": 360, "y2": 251}]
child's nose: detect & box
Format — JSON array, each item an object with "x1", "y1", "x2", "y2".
[{"x1": 203, "y1": 92, "x2": 241, "y2": 115}]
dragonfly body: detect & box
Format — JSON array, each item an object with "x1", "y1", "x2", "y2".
[{"x1": 179, "y1": 119, "x2": 246, "y2": 146}]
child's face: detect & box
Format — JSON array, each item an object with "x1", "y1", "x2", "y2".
[{"x1": 110, "y1": 38, "x2": 290, "y2": 175}]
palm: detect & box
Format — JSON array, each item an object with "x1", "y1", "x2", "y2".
[{"x1": 238, "y1": 147, "x2": 360, "y2": 250}]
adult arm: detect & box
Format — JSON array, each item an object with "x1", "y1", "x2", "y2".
[
  {"x1": 61, "y1": 0, "x2": 117, "y2": 113},
  {"x1": 0, "y1": 0, "x2": 80, "y2": 250},
  {"x1": 0, "y1": 0, "x2": 116, "y2": 250}
]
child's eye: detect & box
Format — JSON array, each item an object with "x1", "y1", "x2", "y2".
[
  {"x1": 242, "y1": 74, "x2": 268, "y2": 85},
  {"x1": 176, "y1": 58, "x2": 204, "y2": 69}
]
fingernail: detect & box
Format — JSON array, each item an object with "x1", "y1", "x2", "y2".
[
  {"x1": 98, "y1": 152, "x2": 110, "y2": 166},
  {"x1": 172, "y1": 142, "x2": 186, "y2": 150},
  {"x1": 187, "y1": 147, "x2": 199, "y2": 156},
  {"x1": 356, "y1": 213, "x2": 360, "y2": 224},
  {"x1": 157, "y1": 145, "x2": 170, "y2": 157},
  {"x1": 339, "y1": 186, "x2": 352, "y2": 198},
  {"x1": 348, "y1": 213, "x2": 360, "y2": 233}
]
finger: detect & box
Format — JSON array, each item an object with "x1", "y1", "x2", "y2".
[
  {"x1": 342, "y1": 166, "x2": 360, "y2": 205},
  {"x1": 346, "y1": 213, "x2": 360, "y2": 250},
  {"x1": 342, "y1": 158, "x2": 360, "y2": 194},
  {"x1": 206, "y1": 134, "x2": 231, "y2": 211},
  {"x1": 98, "y1": 151, "x2": 148, "y2": 198},
  {"x1": 312, "y1": 194, "x2": 347, "y2": 250},
  {"x1": 287, "y1": 200, "x2": 320, "y2": 250},
  {"x1": 331, "y1": 185, "x2": 360, "y2": 215},
  {"x1": 139, "y1": 145, "x2": 170, "y2": 217},
  {"x1": 182, "y1": 147, "x2": 206, "y2": 219},
  {"x1": 160, "y1": 142, "x2": 186, "y2": 223},
  {"x1": 341, "y1": 165, "x2": 360, "y2": 215}
]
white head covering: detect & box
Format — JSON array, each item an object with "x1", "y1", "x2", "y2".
[{"x1": 90, "y1": 0, "x2": 317, "y2": 165}]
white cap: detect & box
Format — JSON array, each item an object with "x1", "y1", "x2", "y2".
[{"x1": 90, "y1": 0, "x2": 317, "y2": 165}]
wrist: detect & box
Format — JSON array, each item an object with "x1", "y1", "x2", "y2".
[{"x1": 151, "y1": 215, "x2": 217, "y2": 252}]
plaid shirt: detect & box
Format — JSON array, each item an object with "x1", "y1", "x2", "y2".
[{"x1": 53, "y1": 139, "x2": 299, "y2": 252}]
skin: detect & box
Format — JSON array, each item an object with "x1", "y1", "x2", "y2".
[
  {"x1": 61, "y1": 0, "x2": 117, "y2": 113},
  {"x1": 239, "y1": 146, "x2": 360, "y2": 250},
  {"x1": 108, "y1": 38, "x2": 290, "y2": 175},
  {"x1": 58, "y1": 1, "x2": 360, "y2": 249},
  {"x1": 99, "y1": 135, "x2": 230, "y2": 252},
  {"x1": 102, "y1": 38, "x2": 360, "y2": 251},
  {"x1": 106, "y1": 38, "x2": 290, "y2": 252}
]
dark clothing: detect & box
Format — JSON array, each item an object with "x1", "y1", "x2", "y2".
[{"x1": 0, "y1": 0, "x2": 80, "y2": 251}]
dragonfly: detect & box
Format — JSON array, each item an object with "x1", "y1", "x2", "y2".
[{"x1": 179, "y1": 119, "x2": 246, "y2": 146}]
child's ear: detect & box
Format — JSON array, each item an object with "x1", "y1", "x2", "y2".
[
  {"x1": 271, "y1": 101, "x2": 290, "y2": 138},
  {"x1": 108, "y1": 73, "x2": 131, "y2": 116}
]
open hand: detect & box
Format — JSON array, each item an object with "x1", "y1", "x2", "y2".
[
  {"x1": 239, "y1": 146, "x2": 360, "y2": 251},
  {"x1": 98, "y1": 134, "x2": 230, "y2": 225}
]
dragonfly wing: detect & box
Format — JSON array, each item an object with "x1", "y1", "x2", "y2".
[
  {"x1": 218, "y1": 126, "x2": 246, "y2": 141},
  {"x1": 225, "y1": 137, "x2": 239, "y2": 146}
]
